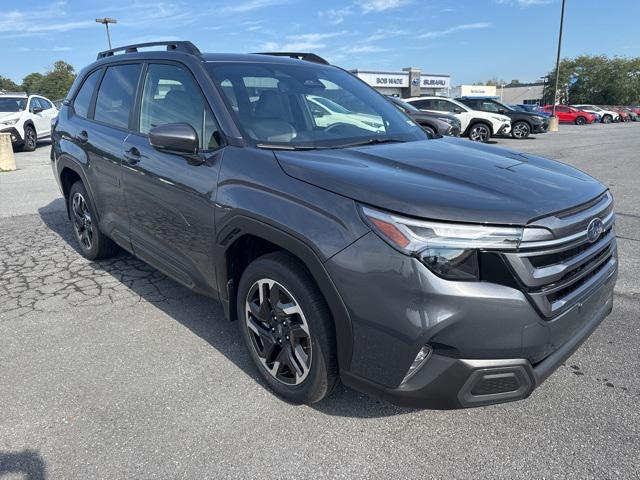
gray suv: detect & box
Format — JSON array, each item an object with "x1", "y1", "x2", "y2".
[{"x1": 51, "y1": 42, "x2": 617, "y2": 409}]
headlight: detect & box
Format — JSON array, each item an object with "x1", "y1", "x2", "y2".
[
  {"x1": 440, "y1": 117, "x2": 459, "y2": 127},
  {"x1": 492, "y1": 116, "x2": 509, "y2": 123},
  {"x1": 361, "y1": 206, "x2": 523, "y2": 280},
  {"x1": 1, "y1": 118, "x2": 18, "y2": 126}
]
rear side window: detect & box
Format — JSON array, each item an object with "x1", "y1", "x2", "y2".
[
  {"x1": 94, "y1": 64, "x2": 141, "y2": 129},
  {"x1": 73, "y1": 70, "x2": 101, "y2": 118}
]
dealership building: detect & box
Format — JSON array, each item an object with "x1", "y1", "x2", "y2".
[{"x1": 350, "y1": 67, "x2": 451, "y2": 98}]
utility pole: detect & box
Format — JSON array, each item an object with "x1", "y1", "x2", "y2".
[{"x1": 95, "y1": 18, "x2": 117, "y2": 49}]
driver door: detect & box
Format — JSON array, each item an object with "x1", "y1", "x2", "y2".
[{"x1": 28, "y1": 98, "x2": 50, "y2": 136}]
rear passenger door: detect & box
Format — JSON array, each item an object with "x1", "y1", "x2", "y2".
[
  {"x1": 121, "y1": 62, "x2": 224, "y2": 292},
  {"x1": 78, "y1": 63, "x2": 141, "y2": 249}
]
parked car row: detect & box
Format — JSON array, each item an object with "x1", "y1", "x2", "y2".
[{"x1": 0, "y1": 91, "x2": 58, "y2": 151}]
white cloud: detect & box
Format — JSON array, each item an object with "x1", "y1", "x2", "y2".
[
  {"x1": 318, "y1": 6, "x2": 354, "y2": 25},
  {"x1": 287, "y1": 31, "x2": 347, "y2": 42},
  {"x1": 260, "y1": 30, "x2": 348, "y2": 51},
  {"x1": 222, "y1": 0, "x2": 289, "y2": 13},
  {"x1": 0, "y1": 1, "x2": 94, "y2": 36},
  {"x1": 365, "y1": 27, "x2": 409, "y2": 42},
  {"x1": 356, "y1": 0, "x2": 411, "y2": 13},
  {"x1": 419, "y1": 22, "x2": 491, "y2": 39},
  {"x1": 343, "y1": 44, "x2": 389, "y2": 53}
]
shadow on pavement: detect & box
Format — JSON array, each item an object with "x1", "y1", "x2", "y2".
[
  {"x1": 0, "y1": 450, "x2": 46, "y2": 479},
  {"x1": 38, "y1": 203, "x2": 414, "y2": 418}
]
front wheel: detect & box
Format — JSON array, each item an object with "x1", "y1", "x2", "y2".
[
  {"x1": 602, "y1": 114, "x2": 612, "y2": 124},
  {"x1": 21, "y1": 125, "x2": 37, "y2": 151},
  {"x1": 421, "y1": 124, "x2": 437, "y2": 137},
  {"x1": 575, "y1": 116, "x2": 586, "y2": 125},
  {"x1": 467, "y1": 123, "x2": 491, "y2": 142},
  {"x1": 511, "y1": 121, "x2": 531, "y2": 139},
  {"x1": 237, "y1": 252, "x2": 338, "y2": 404}
]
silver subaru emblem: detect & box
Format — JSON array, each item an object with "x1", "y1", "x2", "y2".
[{"x1": 586, "y1": 218, "x2": 604, "y2": 243}]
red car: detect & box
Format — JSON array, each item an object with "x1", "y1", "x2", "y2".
[{"x1": 542, "y1": 105, "x2": 596, "y2": 125}]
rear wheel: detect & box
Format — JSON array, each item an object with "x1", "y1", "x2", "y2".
[
  {"x1": 237, "y1": 251, "x2": 338, "y2": 404},
  {"x1": 68, "y1": 181, "x2": 119, "y2": 260},
  {"x1": 575, "y1": 116, "x2": 586, "y2": 125},
  {"x1": 602, "y1": 114, "x2": 612, "y2": 124},
  {"x1": 467, "y1": 123, "x2": 491, "y2": 142},
  {"x1": 511, "y1": 121, "x2": 531, "y2": 139}
]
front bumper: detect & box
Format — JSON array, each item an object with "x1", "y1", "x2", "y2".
[
  {"x1": 532, "y1": 121, "x2": 548, "y2": 134},
  {"x1": 0, "y1": 127, "x2": 22, "y2": 144},
  {"x1": 327, "y1": 231, "x2": 617, "y2": 409},
  {"x1": 497, "y1": 123, "x2": 511, "y2": 135}
]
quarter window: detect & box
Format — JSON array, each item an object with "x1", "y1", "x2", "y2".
[
  {"x1": 139, "y1": 63, "x2": 221, "y2": 150},
  {"x1": 73, "y1": 69, "x2": 101, "y2": 118},
  {"x1": 94, "y1": 64, "x2": 141, "y2": 129}
]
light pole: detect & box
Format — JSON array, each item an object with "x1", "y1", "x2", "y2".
[
  {"x1": 549, "y1": 0, "x2": 566, "y2": 131},
  {"x1": 95, "y1": 18, "x2": 117, "y2": 49}
]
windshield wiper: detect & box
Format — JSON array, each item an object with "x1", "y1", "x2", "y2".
[
  {"x1": 256, "y1": 143, "x2": 321, "y2": 151},
  {"x1": 335, "y1": 137, "x2": 407, "y2": 148}
]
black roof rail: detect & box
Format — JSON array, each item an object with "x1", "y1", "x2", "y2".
[
  {"x1": 253, "y1": 52, "x2": 330, "y2": 65},
  {"x1": 97, "y1": 41, "x2": 201, "y2": 60}
]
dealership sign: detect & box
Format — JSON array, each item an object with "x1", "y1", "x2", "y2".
[
  {"x1": 356, "y1": 72, "x2": 409, "y2": 87},
  {"x1": 420, "y1": 75, "x2": 450, "y2": 89}
]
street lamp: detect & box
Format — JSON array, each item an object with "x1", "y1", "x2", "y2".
[
  {"x1": 95, "y1": 17, "x2": 117, "y2": 49},
  {"x1": 549, "y1": 0, "x2": 566, "y2": 131}
]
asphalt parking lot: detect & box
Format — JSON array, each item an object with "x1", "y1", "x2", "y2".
[{"x1": 1, "y1": 124, "x2": 639, "y2": 479}]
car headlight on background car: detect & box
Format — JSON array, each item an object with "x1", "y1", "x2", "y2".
[
  {"x1": 1, "y1": 118, "x2": 18, "y2": 126},
  {"x1": 440, "y1": 117, "x2": 459, "y2": 127},
  {"x1": 361, "y1": 206, "x2": 523, "y2": 280}
]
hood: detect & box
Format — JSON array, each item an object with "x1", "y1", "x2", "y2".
[
  {"x1": 0, "y1": 111, "x2": 21, "y2": 122},
  {"x1": 275, "y1": 137, "x2": 606, "y2": 225},
  {"x1": 509, "y1": 110, "x2": 547, "y2": 123}
]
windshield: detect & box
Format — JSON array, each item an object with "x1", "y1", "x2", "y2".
[
  {"x1": 205, "y1": 62, "x2": 426, "y2": 149},
  {"x1": 389, "y1": 96, "x2": 419, "y2": 113},
  {"x1": 0, "y1": 97, "x2": 27, "y2": 112}
]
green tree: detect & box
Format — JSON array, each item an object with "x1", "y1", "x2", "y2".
[
  {"x1": 22, "y1": 72, "x2": 44, "y2": 94},
  {"x1": 0, "y1": 75, "x2": 21, "y2": 92},
  {"x1": 544, "y1": 55, "x2": 640, "y2": 105}
]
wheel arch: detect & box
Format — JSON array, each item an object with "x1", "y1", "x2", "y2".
[
  {"x1": 464, "y1": 118, "x2": 493, "y2": 136},
  {"x1": 56, "y1": 156, "x2": 101, "y2": 223},
  {"x1": 216, "y1": 215, "x2": 354, "y2": 371}
]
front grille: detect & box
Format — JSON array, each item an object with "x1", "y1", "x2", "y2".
[
  {"x1": 503, "y1": 192, "x2": 617, "y2": 318},
  {"x1": 470, "y1": 374, "x2": 520, "y2": 396}
]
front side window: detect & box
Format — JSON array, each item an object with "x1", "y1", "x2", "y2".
[
  {"x1": 435, "y1": 99, "x2": 458, "y2": 112},
  {"x1": 39, "y1": 98, "x2": 53, "y2": 110},
  {"x1": 139, "y1": 63, "x2": 220, "y2": 149},
  {"x1": 479, "y1": 101, "x2": 501, "y2": 113},
  {"x1": 73, "y1": 69, "x2": 101, "y2": 118},
  {"x1": 29, "y1": 98, "x2": 43, "y2": 111},
  {"x1": 94, "y1": 64, "x2": 141, "y2": 129},
  {"x1": 206, "y1": 62, "x2": 425, "y2": 148}
]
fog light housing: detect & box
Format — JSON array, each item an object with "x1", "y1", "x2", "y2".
[{"x1": 401, "y1": 345, "x2": 433, "y2": 383}]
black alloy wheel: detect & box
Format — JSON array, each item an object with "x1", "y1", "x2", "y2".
[
  {"x1": 23, "y1": 126, "x2": 37, "y2": 151},
  {"x1": 575, "y1": 116, "x2": 586, "y2": 125},
  {"x1": 245, "y1": 278, "x2": 312, "y2": 385},
  {"x1": 71, "y1": 191, "x2": 95, "y2": 251}
]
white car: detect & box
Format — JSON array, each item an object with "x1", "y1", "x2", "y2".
[
  {"x1": 0, "y1": 92, "x2": 58, "y2": 151},
  {"x1": 404, "y1": 96, "x2": 511, "y2": 142},
  {"x1": 572, "y1": 104, "x2": 619, "y2": 124},
  {"x1": 306, "y1": 95, "x2": 385, "y2": 133}
]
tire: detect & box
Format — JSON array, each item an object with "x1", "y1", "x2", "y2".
[
  {"x1": 21, "y1": 125, "x2": 37, "y2": 152},
  {"x1": 467, "y1": 122, "x2": 491, "y2": 142},
  {"x1": 68, "y1": 181, "x2": 119, "y2": 260},
  {"x1": 237, "y1": 251, "x2": 338, "y2": 404},
  {"x1": 602, "y1": 114, "x2": 612, "y2": 124},
  {"x1": 511, "y1": 121, "x2": 531, "y2": 139},
  {"x1": 421, "y1": 125, "x2": 437, "y2": 137},
  {"x1": 575, "y1": 116, "x2": 586, "y2": 125}
]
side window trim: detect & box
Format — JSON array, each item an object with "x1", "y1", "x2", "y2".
[{"x1": 134, "y1": 60, "x2": 225, "y2": 152}]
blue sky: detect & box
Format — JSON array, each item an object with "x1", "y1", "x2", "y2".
[{"x1": 2, "y1": 0, "x2": 639, "y2": 85}]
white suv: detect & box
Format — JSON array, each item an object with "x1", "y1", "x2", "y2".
[
  {"x1": 404, "y1": 96, "x2": 511, "y2": 142},
  {"x1": 572, "y1": 104, "x2": 619, "y2": 124},
  {"x1": 0, "y1": 93, "x2": 58, "y2": 151}
]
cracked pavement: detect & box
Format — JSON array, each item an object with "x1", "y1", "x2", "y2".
[{"x1": 1, "y1": 126, "x2": 639, "y2": 479}]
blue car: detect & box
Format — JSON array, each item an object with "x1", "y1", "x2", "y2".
[{"x1": 513, "y1": 104, "x2": 552, "y2": 117}]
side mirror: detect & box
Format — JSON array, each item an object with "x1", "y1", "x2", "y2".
[
  {"x1": 32, "y1": 107, "x2": 44, "y2": 114},
  {"x1": 498, "y1": 108, "x2": 506, "y2": 114},
  {"x1": 453, "y1": 108, "x2": 463, "y2": 114},
  {"x1": 149, "y1": 123, "x2": 199, "y2": 156}
]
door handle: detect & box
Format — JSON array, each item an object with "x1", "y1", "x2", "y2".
[
  {"x1": 123, "y1": 147, "x2": 141, "y2": 165},
  {"x1": 76, "y1": 130, "x2": 88, "y2": 143}
]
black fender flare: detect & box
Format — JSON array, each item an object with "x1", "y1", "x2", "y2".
[
  {"x1": 215, "y1": 214, "x2": 354, "y2": 371},
  {"x1": 55, "y1": 154, "x2": 101, "y2": 223}
]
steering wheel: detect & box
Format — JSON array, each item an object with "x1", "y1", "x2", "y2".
[{"x1": 325, "y1": 122, "x2": 358, "y2": 134}]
